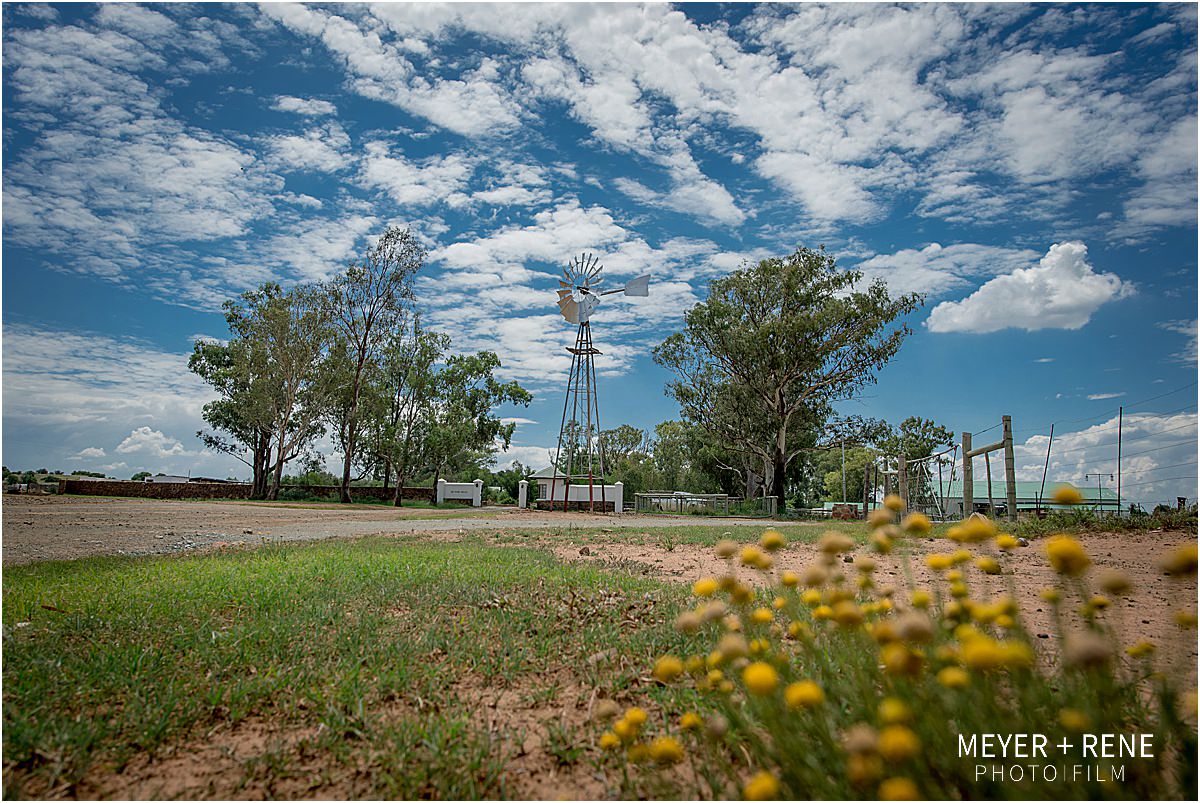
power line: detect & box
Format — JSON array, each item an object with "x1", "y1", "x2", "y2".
[
  {"x1": 1119, "y1": 460, "x2": 1198, "y2": 476},
  {"x1": 1024, "y1": 381, "x2": 1198, "y2": 432},
  {"x1": 1121, "y1": 439, "x2": 1198, "y2": 460},
  {"x1": 1119, "y1": 475, "x2": 1198, "y2": 489},
  {"x1": 1046, "y1": 419, "x2": 1197, "y2": 458}
]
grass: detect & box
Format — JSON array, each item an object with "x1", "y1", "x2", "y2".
[{"x1": 2, "y1": 537, "x2": 702, "y2": 798}]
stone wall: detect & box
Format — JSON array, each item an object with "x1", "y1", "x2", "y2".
[{"x1": 58, "y1": 479, "x2": 435, "y2": 502}]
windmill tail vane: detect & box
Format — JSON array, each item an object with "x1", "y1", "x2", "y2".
[{"x1": 548, "y1": 253, "x2": 651, "y2": 513}]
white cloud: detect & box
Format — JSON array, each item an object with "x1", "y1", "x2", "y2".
[
  {"x1": 271, "y1": 95, "x2": 337, "y2": 116},
  {"x1": 116, "y1": 426, "x2": 190, "y2": 458},
  {"x1": 853, "y1": 242, "x2": 1041, "y2": 298},
  {"x1": 491, "y1": 444, "x2": 555, "y2": 472},
  {"x1": 1159, "y1": 320, "x2": 1198, "y2": 364},
  {"x1": 1087, "y1": 392, "x2": 1125, "y2": 401},
  {"x1": 358, "y1": 142, "x2": 473, "y2": 207},
  {"x1": 926, "y1": 241, "x2": 1130, "y2": 333},
  {"x1": 94, "y1": 4, "x2": 178, "y2": 41},
  {"x1": 72, "y1": 447, "x2": 107, "y2": 459},
  {"x1": 265, "y1": 122, "x2": 351, "y2": 173},
  {"x1": 500, "y1": 417, "x2": 538, "y2": 425}
]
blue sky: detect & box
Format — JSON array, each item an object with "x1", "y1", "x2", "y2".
[{"x1": 2, "y1": 2, "x2": 1196, "y2": 506}]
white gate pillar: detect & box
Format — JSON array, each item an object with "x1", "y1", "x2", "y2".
[
  {"x1": 518, "y1": 480, "x2": 528, "y2": 509},
  {"x1": 614, "y1": 481, "x2": 624, "y2": 513},
  {"x1": 436, "y1": 478, "x2": 446, "y2": 504},
  {"x1": 473, "y1": 479, "x2": 483, "y2": 507}
]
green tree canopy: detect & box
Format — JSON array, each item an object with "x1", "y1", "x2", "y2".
[{"x1": 654, "y1": 247, "x2": 922, "y2": 509}]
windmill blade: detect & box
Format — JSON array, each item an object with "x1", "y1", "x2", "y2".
[
  {"x1": 623, "y1": 274, "x2": 650, "y2": 297},
  {"x1": 557, "y1": 289, "x2": 573, "y2": 301},
  {"x1": 558, "y1": 296, "x2": 580, "y2": 324},
  {"x1": 558, "y1": 279, "x2": 571, "y2": 288}
]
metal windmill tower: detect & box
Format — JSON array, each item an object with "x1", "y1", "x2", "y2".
[{"x1": 550, "y1": 254, "x2": 650, "y2": 512}]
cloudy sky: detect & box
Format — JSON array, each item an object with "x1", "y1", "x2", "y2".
[{"x1": 2, "y1": 2, "x2": 1196, "y2": 507}]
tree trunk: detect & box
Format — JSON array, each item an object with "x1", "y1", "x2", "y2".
[
  {"x1": 252, "y1": 430, "x2": 271, "y2": 499},
  {"x1": 382, "y1": 457, "x2": 391, "y2": 491},
  {"x1": 339, "y1": 424, "x2": 355, "y2": 503},
  {"x1": 269, "y1": 442, "x2": 285, "y2": 501},
  {"x1": 392, "y1": 470, "x2": 406, "y2": 507},
  {"x1": 771, "y1": 446, "x2": 787, "y2": 512}
]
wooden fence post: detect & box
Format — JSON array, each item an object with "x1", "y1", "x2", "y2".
[
  {"x1": 1002, "y1": 415, "x2": 1018, "y2": 521},
  {"x1": 962, "y1": 431, "x2": 973, "y2": 517}
]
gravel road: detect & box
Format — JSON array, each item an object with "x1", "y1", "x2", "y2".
[{"x1": 1, "y1": 495, "x2": 810, "y2": 564}]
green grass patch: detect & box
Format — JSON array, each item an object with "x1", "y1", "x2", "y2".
[{"x1": 2, "y1": 538, "x2": 701, "y2": 798}]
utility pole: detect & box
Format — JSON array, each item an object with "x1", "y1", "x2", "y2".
[
  {"x1": 1116, "y1": 406, "x2": 1123, "y2": 517},
  {"x1": 962, "y1": 431, "x2": 973, "y2": 517},
  {"x1": 1039, "y1": 423, "x2": 1055, "y2": 515},
  {"x1": 1084, "y1": 472, "x2": 1115, "y2": 517},
  {"x1": 841, "y1": 439, "x2": 847, "y2": 502}
]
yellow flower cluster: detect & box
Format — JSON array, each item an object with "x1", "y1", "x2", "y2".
[{"x1": 592, "y1": 508, "x2": 1196, "y2": 800}]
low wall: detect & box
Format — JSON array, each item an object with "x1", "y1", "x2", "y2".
[
  {"x1": 58, "y1": 479, "x2": 435, "y2": 502},
  {"x1": 59, "y1": 479, "x2": 252, "y2": 499}
]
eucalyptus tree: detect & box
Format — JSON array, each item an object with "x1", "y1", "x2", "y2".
[
  {"x1": 322, "y1": 227, "x2": 425, "y2": 503},
  {"x1": 653, "y1": 247, "x2": 922, "y2": 510}
]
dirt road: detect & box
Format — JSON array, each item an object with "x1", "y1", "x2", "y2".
[{"x1": 0, "y1": 495, "x2": 812, "y2": 564}]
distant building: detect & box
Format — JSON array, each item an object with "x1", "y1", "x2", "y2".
[
  {"x1": 938, "y1": 480, "x2": 1119, "y2": 517},
  {"x1": 145, "y1": 475, "x2": 190, "y2": 483}
]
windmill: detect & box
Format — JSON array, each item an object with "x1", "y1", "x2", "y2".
[{"x1": 550, "y1": 254, "x2": 650, "y2": 512}]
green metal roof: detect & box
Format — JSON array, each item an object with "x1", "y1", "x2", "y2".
[{"x1": 941, "y1": 480, "x2": 1118, "y2": 502}]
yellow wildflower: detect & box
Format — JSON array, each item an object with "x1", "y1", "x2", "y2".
[
  {"x1": 743, "y1": 771, "x2": 780, "y2": 801},
  {"x1": 760, "y1": 529, "x2": 787, "y2": 552},
  {"x1": 751, "y1": 607, "x2": 774, "y2": 625},
  {"x1": 653, "y1": 655, "x2": 684, "y2": 683},
  {"x1": 975, "y1": 556, "x2": 1001, "y2": 575},
  {"x1": 1161, "y1": 544, "x2": 1198, "y2": 576},
  {"x1": 881, "y1": 643, "x2": 923, "y2": 676},
  {"x1": 878, "y1": 725, "x2": 921, "y2": 762},
  {"x1": 813, "y1": 604, "x2": 834, "y2": 620},
  {"x1": 649, "y1": 736, "x2": 684, "y2": 765},
  {"x1": 1175, "y1": 610, "x2": 1198, "y2": 629},
  {"x1": 780, "y1": 570, "x2": 799, "y2": 587},
  {"x1": 801, "y1": 588, "x2": 822, "y2": 606},
  {"x1": 1059, "y1": 708, "x2": 1092, "y2": 732},
  {"x1": 624, "y1": 707, "x2": 647, "y2": 727},
  {"x1": 833, "y1": 600, "x2": 865, "y2": 627},
  {"x1": 1126, "y1": 640, "x2": 1156, "y2": 658},
  {"x1": 787, "y1": 620, "x2": 812, "y2": 640},
  {"x1": 627, "y1": 742, "x2": 650, "y2": 763},
  {"x1": 884, "y1": 494, "x2": 905, "y2": 513},
  {"x1": 868, "y1": 508, "x2": 895, "y2": 528},
  {"x1": 926, "y1": 554, "x2": 952, "y2": 572},
  {"x1": 693, "y1": 577, "x2": 719, "y2": 597},
  {"x1": 785, "y1": 680, "x2": 824, "y2": 709},
  {"x1": 743, "y1": 661, "x2": 780, "y2": 696},
  {"x1": 937, "y1": 666, "x2": 969, "y2": 688},
  {"x1": 598, "y1": 731, "x2": 621, "y2": 751},
  {"x1": 819, "y1": 531, "x2": 856, "y2": 555},
  {"x1": 911, "y1": 589, "x2": 931, "y2": 609},
  {"x1": 1097, "y1": 569, "x2": 1132, "y2": 595},
  {"x1": 878, "y1": 697, "x2": 912, "y2": 725},
  {"x1": 901, "y1": 511, "x2": 931, "y2": 534},
  {"x1": 879, "y1": 777, "x2": 919, "y2": 801},
  {"x1": 772, "y1": 596, "x2": 787, "y2": 610},
  {"x1": 613, "y1": 718, "x2": 636, "y2": 742},
  {"x1": 996, "y1": 533, "x2": 1019, "y2": 550},
  {"x1": 715, "y1": 539, "x2": 738, "y2": 558},
  {"x1": 961, "y1": 516, "x2": 997, "y2": 543},
  {"x1": 680, "y1": 712, "x2": 702, "y2": 731},
  {"x1": 1045, "y1": 535, "x2": 1090, "y2": 575},
  {"x1": 871, "y1": 531, "x2": 894, "y2": 554},
  {"x1": 1039, "y1": 588, "x2": 1061, "y2": 604},
  {"x1": 1051, "y1": 485, "x2": 1084, "y2": 505}
]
